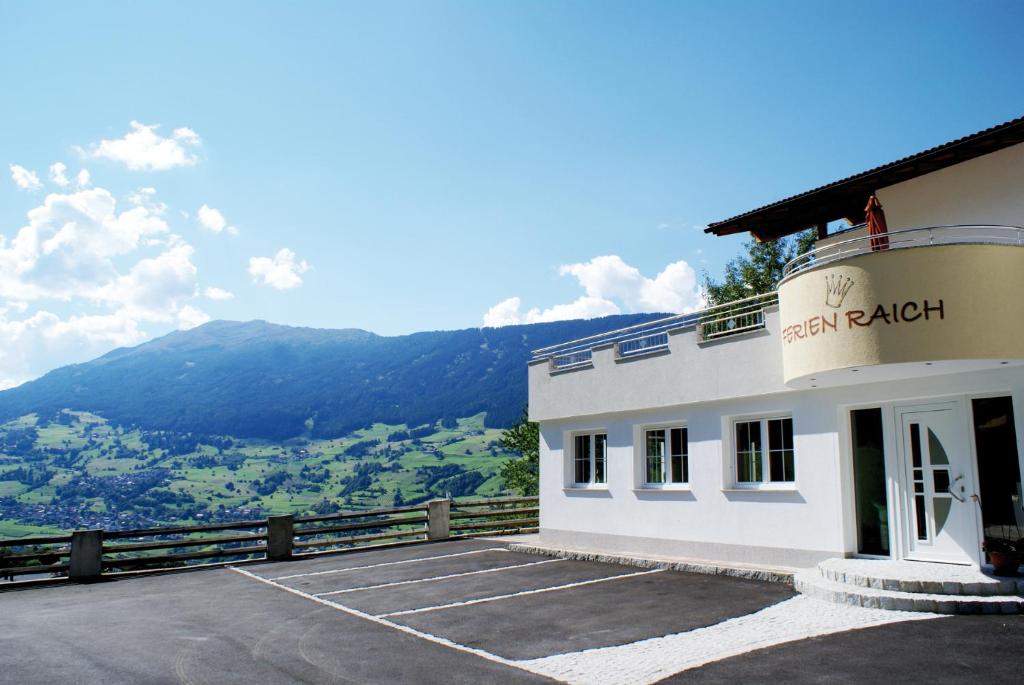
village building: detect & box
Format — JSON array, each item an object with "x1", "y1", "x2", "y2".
[{"x1": 528, "y1": 116, "x2": 1024, "y2": 578}]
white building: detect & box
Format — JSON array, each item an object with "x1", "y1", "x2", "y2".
[{"x1": 528, "y1": 116, "x2": 1024, "y2": 571}]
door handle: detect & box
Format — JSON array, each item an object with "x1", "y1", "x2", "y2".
[{"x1": 948, "y1": 475, "x2": 965, "y2": 503}]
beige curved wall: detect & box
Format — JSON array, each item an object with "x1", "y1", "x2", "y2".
[{"x1": 777, "y1": 244, "x2": 1024, "y2": 384}]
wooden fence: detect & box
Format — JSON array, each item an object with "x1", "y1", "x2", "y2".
[{"x1": 0, "y1": 496, "x2": 538, "y2": 583}]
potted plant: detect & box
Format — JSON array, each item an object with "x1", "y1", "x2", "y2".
[{"x1": 984, "y1": 525, "x2": 1021, "y2": 576}]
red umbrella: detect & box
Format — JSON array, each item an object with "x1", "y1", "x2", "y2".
[{"x1": 866, "y1": 194, "x2": 889, "y2": 251}]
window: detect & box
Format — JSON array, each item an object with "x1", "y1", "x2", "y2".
[
  {"x1": 734, "y1": 417, "x2": 794, "y2": 484},
  {"x1": 644, "y1": 427, "x2": 688, "y2": 485},
  {"x1": 573, "y1": 432, "x2": 607, "y2": 486}
]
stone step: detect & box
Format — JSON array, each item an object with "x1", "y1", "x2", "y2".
[
  {"x1": 794, "y1": 569, "x2": 1024, "y2": 614},
  {"x1": 816, "y1": 558, "x2": 1024, "y2": 596}
]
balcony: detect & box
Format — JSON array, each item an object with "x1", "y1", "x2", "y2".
[
  {"x1": 528, "y1": 293, "x2": 787, "y2": 422},
  {"x1": 777, "y1": 225, "x2": 1024, "y2": 386},
  {"x1": 535, "y1": 293, "x2": 778, "y2": 371}
]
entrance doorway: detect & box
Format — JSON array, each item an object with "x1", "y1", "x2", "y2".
[
  {"x1": 897, "y1": 402, "x2": 979, "y2": 565},
  {"x1": 971, "y1": 397, "x2": 1023, "y2": 563}
]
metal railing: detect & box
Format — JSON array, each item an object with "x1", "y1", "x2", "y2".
[
  {"x1": 0, "y1": 496, "x2": 538, "y2": 584},
  {"x1": 616, "y1": 331, "x2": 669, "y2": 358},
  {"x1": 551, "y1": 349, "x2": 593, "y2": 371},
  {"x1": 783, "y1": 224, "x2": 1024, "y2": 279},
  {"x1": 696, "y1": 296, "x2": 774, "y2": 342},
  {"x1": 532, "y1": 291, "x2": 779, "y2": 368}
]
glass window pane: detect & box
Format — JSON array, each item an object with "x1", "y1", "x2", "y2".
[
  {"x1": 769, "y1": 419, "x2": 782, "y2": 454},
  {"x1": 909, "y1": 423, "x2": 922, "y2": 468},
  {"x1": 646, "y1": 430, "x2": 665, "y2": 483},
  {"x1": 781, "y1": 418, "x2": 793, "y2": 450},
  {"x1": 736, "y1": 421, "x2": 761, "y2": 483},
  {"x1": 574, "y1": 434, "x2": 591, "y2": 484},
  {"x1": 769, "y1": 450, "x2": 784, "y2": 482},
  {"x1": 767, "y1": 418, "x2": 794, "y2": 483},
  {"x1": 914, "y1": 494, "x2": 928, "y2": 541},
  {"x1": 683, "y1": 427, "x2": 689, "y2": 483},
  {"x1": 670, "y1": 427, "x2": 686, "y2": 483},
  {"x1": 594, "y1": 434, "x2": 606, "y2": 484}
]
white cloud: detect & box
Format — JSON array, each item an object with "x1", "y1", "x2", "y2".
[
  {"x1": 0, "y1": 307, "x2": 147, "y2": 389},
  {"x1": 9, "y1": 164, "x2": 42, "y2": 191},
  {"x1": 482, "y1": 297, "x2": 527, "y2": 327},
  {"x1": 0, "y1": 186, "x2": 171, "y2": 303},
  {"x1": 0, "y1": 180, "x2": 210, "y2": 385},
  {"x1": 176, "y1": 304, "x2": 210, "y2": 330},
  {"x1": 482, "y1": 255, "x2": 703, "y2": 327},
  {"x1": 197, "y1": 203, "x2": 238, "y2": 235},
  {"x1": 559, "y1": 255, "x2": 702, "y2": 314},
  {"x1": 483, "y1": 295, "x2": 620, "y2": 327},
  {"x1": 92, "y1": 243, "x2": 199, "y2": 321},
  {"x1": 76, "y1": 169, "x2": 91, "y2": 188},
  {"x1": 49, "y1": 162, "x2": 69, "y2": 187},
  {"x1": 82, "y1": 121, "x2": 201, "y2": 171},
  {"x1": 248, "y1": 248, "x2": 310, "y2": 290},
  {"x1": 203, "y1": 286, "x2": 234, "y2": 301},
  {"x1": 172, "y1": 127, "x2": 201, "y2": 145}
]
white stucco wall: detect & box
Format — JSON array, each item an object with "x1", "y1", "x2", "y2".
[
  {"x1": 529, "y1": 308, "x2": 789, "y2": 423},
  {"x1": 529, "y1": 141, "x2": 1024, "y2": 568},
  {"x1": 538, "y1": 366, "x2": 1024, "y2": 568},
  {"x1": 877, "y1": 141, "x2": 1024, "y2": 230}
]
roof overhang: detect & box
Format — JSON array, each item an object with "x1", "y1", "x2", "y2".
[{"x1": 706, "y1": 115, "x2": 1024, "y2": 242}]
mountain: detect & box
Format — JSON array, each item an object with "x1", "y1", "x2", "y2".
[{"x1": 0, "y1": 315, "x2": 663, "y2": 440}]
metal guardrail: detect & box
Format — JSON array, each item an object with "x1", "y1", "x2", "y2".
[
  {"x1": 696, "y1": 296, "x2": 774, "y2": 342},
  {"x1": 0, "y1": 496, "x2": 538, "y2": 584},
  {"x1": 782, "y1": 224, "x2": 1024, "y2": 278},
  {"x1": 617, "y1": 331, "x2": 669, "y2": 358},
  {"x1": 551, "y1": 349, "x2": 593, "y2": 371},
  {"x1": 532, "y1": 292, "x2": 779, "y2": 370}
]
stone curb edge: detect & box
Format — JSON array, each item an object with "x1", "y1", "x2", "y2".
[{"x1": 506, "y1": 543, "x2": 796, "y2": 585}]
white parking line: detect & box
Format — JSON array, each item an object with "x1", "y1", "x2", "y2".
[
  {"x1": 315, "y1": 558, "x2": 564, "y2": 597},
  {"x1": 272, "y1": 547, "x2": 509, "y2": 580},
  {"x1": 229, "y1": 566, "x2": 524, "y2": 671},
  {"x1": 377, "y1": 568, "x2": 666, "y2": 618},
  {"x1": 232, "y1": 563, "x2": 933, "y2": 685}
]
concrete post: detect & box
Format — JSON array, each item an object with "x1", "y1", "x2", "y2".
[
  {"x1": 267, "y1": 515, "x2": 294, "y2": 561},
  {"x1": 427, "y1": 499, "x2": 451, "y2": 541},
  {"x1": 69, "y1": 529, "x2": 103, "y2": 580}
]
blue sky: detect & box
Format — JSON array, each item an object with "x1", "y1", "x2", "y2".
[{"x1": 1, "y1": 0, "x2": 1023, "y2": 386}]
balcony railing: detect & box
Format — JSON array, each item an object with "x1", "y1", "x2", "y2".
[
  {"x1": 783, "y1": 224, "x2": 1024, "y2": 279},
  {"x1": 533, "y1": 291, "x2": 779, "y2": 369},
  {"x1": 551, "y1": 349, "x2": 593, "y2": 370},
  {"x1": 617, "y1": 331, "x2": 669, "y2": 358}
]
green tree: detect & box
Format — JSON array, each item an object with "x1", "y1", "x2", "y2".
[
  {"x1": 702, "y1": 229, "x2": 817, "y2": 306},
  {"x1": 499, "y1": 407, "x2": 539, "y2": 496}
]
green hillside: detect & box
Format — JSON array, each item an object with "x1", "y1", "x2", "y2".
[
  {"x1": 0, "y1": 410, "x2": 514, "y2": 539},
  {"x1": 0, "y1": 315, "x2": 662, "y2": 440}
]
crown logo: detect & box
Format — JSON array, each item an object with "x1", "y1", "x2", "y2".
[{"x1": 824, "y1": 274, "x2": 854, "y2": 308}]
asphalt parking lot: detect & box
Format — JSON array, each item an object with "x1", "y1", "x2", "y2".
[
  {"x1": 1, "y1": 538, "x2": 1022, "y2": 684},
  {"x1": 244, "y1": 538, "x2": 794, "y2": 660}
]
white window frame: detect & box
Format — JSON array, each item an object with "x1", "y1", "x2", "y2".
[
  {"x1": 569, "y1": 431, "x2": 608, "y2": 488},
  {"x1": 728, "y1": 415, "x2": 796, "y2": 489},
  {"x1": 638, "y1": 424, "x2": 689, "y2": 489}
]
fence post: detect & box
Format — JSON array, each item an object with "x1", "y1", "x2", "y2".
[
  {"x1": 427, "y1": 499, "x2": 451, "y2": 541},
  {"x1": 267, "y1": 515, "x2": 294, "y2": 561},
  {"x1": 69, "y1": 529, "x2": 103, "y2": 580}
]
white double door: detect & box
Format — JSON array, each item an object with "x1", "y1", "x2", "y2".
[{"x1": 897, "y1": 401, "x2": 980, "y2": 565}]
